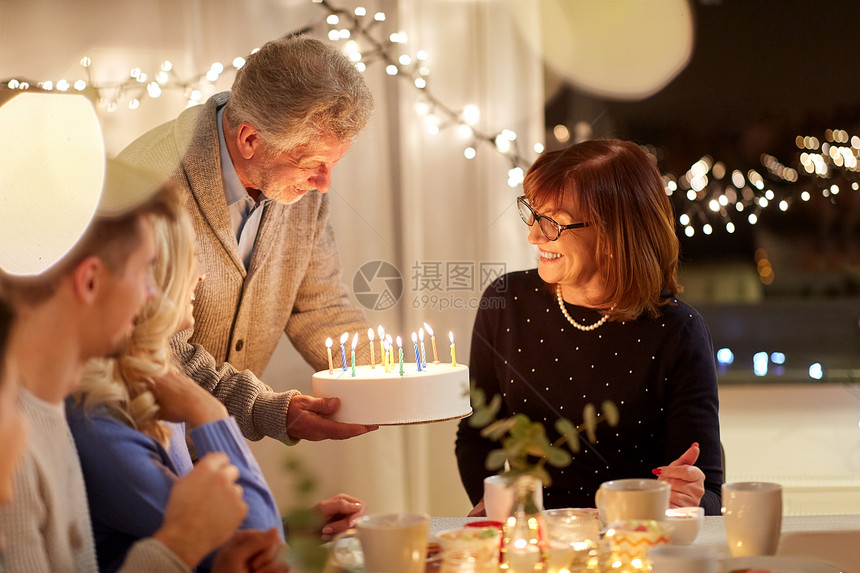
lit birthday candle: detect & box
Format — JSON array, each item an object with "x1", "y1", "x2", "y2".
[
  {"x1": 449, "y1": 331, "x2": 457, "y2": 366},
  {"x1": 325, "y1": 337, "x2": 334, "y2": 374},
  {"x1": 351, "y1": 333, "x2": 358, "y2": 377},
  {"x1": 368, "y1": 328, "x2": 376, "y2": 369},
  {"x1": 377, "y1": 325, "x2": 385, "y2": 368},
  {"x1": 383, "y1": 338, "x2": 391, "y2": 373},
  {"x1": 412, "y1": 332, "x2": 423, "y2": 372},
  {"x1": 396, "y1": 336, "x2": 404, "y2": 376},
  {"x1": 424, "y1": 322, "x2": 439, "y2": 363},
  {"x1": 339, "y1": 332, "x2": 349, "y2": 371},
  {"x1": 385, "y1": 335, "x2": 393, "y2": 370},
  {"x1": 418, "y1": 327, "x2": 427, "y2": 368}
]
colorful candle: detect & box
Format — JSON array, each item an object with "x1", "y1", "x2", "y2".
[
  {"x1": 325, "y1": 337, "x2": 334, "y2": 374},
  {"x1": 385, "y1": 335, "x2": 393, "y2": 371},
  {"x1": 418, "y1": 327, "x2": 427, "y2": 368},
  {"x1": 449, "y1": 331, "x2": 457, "y2": 367},
  {"x1": 383, "y1": 339, "x2": 391, "y2": 373},
  {"x1": 424, "y1": 322, "x2": 439, "y2": 363},
  {"x1": 377, "y1": 325, "x2": 386, "y2": 369},
  {"x1": 412, "y1": 332, "x2": 422, "y2": 372},
  {"x1": 351, "y1": 333, "x2": 358, "y2": 377},
  {"x1": 339, "y1": 332, "x2": 349, "y2": 371},
  {"x1": 368, "y1": 328, "x2": 376, "y2": 369},
  {"x1": 396, "y1": 336, "x2": 404, "y2": 376}
]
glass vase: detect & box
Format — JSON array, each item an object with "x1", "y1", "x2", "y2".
[{"x1": 501, "y1": 475, "x2": 544, "y2": 572}]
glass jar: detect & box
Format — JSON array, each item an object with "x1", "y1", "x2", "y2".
[{"x1": 501, "y1": 475, "x2": 544, "y2": 572}]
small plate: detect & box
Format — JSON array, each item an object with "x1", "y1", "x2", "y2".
[{"x1": 722, "y1": 555, "x2": 841, "y2": 573}]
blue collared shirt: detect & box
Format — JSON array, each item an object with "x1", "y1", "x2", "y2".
[{"x1": 217, "y1": 106, "x2": 271, "y2": 270}]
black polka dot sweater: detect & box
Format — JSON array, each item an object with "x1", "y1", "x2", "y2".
[{"x1": 456, "y1": 270, "x2": 723, "y2": 515}]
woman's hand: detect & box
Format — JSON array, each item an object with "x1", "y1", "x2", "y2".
[
  {"x1": 315, "y1": 494, "x2": 367, "y2": 540},
  {"x1": 153, "y1": 453, "x2": 247, "y2": 568},
  {"x1": 151, "y1": 369, "x2": 227, "y2": 427},
  {"x1": 212, "y1": 528, "x2": 289, "y2": 573},
  {"x1": 467, "y1": 498, "x2": 487, "y2": 518},
  {"x1": 652, "y1": 442, "x2": 705, "y2": 508}
]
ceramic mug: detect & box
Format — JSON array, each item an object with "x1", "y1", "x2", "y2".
[
  {"x1": 722, "y1": 481, "x2": 782, "y2": 557},
  {"x1": 595, "y1": 478, "x2": 670, "y2": 523},
  {"x1": 483, "y1": 475, "x2": 543, "y2": 523},
  {"x1": 325, "y1": 512, "x2": 430, "y2": 573}
]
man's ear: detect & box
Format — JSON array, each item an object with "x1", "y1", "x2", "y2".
[
  {"x1": 70, "y1": 256, "x2": 104, "y2": 305},
  {"x1": 235, "y1": 122, "x2": 262, "y2": 160}
]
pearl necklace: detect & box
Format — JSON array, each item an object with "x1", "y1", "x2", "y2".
[{"x1": 556, "y1": 285, "x2": 614, "y2": 332}]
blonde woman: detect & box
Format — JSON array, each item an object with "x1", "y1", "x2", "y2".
[{"x1": 66, "y1": 208, "x2": 289, "y2": 573}]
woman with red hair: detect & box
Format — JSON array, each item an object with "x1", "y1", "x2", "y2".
[{"x1": 456, "y1": 139, "x2": 723, "y2": 515}]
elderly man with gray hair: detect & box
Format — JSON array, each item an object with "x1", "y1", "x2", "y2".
[{"x1": 119, "y1": 35, "x2": 378, "y2": 445}]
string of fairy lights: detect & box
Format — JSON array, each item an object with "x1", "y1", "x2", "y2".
[
  {"x1": 4, "y1": 0, "x2": 858, "y2": 239},
  {"x1": 661, "y1": 128, "x2": 860, "y2": 239},
  {"x1": 2, "y1": 0, "x2": 534, "y2": 188}
]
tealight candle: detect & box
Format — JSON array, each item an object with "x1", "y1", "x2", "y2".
[
  {"x1": 368, "y1": 328, "x2": 376, "y2": 369},
  {"x1": 351, "y1": 333, "x2": 358, "y2": 377},
  {"x1": 418, "y1": 328, "x2": 427, "y2": 368},
  {"x1": 424, "y1": 322, "x2": 439, "y2": 362},
  {"x1": 325, "y1": 337, "x2": 334, "y2": 374},
  {"x1": 339, "y1": 332, "x2": 349, "y2": 371},
  {"x1": 449, "y1": 331, "x2": 457, "y2": 367},
  {"x1": 396, "y1": 336, "x2": 404, "y2": 376},
  {"x1": 412, "y1": 332, "x2": 422, "y2": 372}
]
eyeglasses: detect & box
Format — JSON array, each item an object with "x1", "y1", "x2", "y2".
[{"x1": 516, "y1": 196, "x2": 591, "y2": 241}]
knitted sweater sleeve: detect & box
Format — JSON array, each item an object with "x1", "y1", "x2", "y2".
[
  {"x1": 117, "y1": 539, "x2": 190, "y2": 573},
  {"x1": 170, "y1": 330, "x2": 299, "y2": 443}
]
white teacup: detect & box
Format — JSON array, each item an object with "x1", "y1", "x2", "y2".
[
  {"x1": 595, "y1": 478, "x2": 670, "y2": 523},
  {"x1": 722, "y1": 481, "x2": 782, "y2": 557},
  {"x1": 325, "y1": 512, "x2": 430, "y2": 573},
  {"x1": 483, "y1": 475, "x2": 543, "y2": 523}
]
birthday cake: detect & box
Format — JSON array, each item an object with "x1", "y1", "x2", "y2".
[{"x1": 312, "y1": 362, "x2": 472, "y2": 425}]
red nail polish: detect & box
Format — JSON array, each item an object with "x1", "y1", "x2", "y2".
[
  {"x1": 652, "y1": 468, "x2": 662, "y2": 476},
  {"x1": 693, "y1": 442, "x2": 700, "y2": 448}
]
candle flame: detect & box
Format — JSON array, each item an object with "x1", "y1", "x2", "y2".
[
  {"x1": 423, "y1": 322, "x2": 434, "y2": 336},
  {"x1": 385, "y1": 334, "x2": 393, "y2": 344},
  {"x1": 351, "y1": 332, "x2": 359, "y2": 349},
  {"x1": 378, "y1": 325, "x2": 385, "y2": 338},
  {"x1": 411, "y1": 331, "x2": 418, "y2": 343},
  {"x1": 340, "y1": 332, "x2": 349, "y2": 344},
  {"x1": 419, "y1": 327, "x2": 424, "y2": 341},
  {"x1": 384, "y1": 339, "x2": 390, "y2": 351},
  {"x1": 396, "y1": 336, "x2": 403, "y2": 347},
  {"x1": 326, "y1": 337, "x2": 333, "y2": 348},
  {"x1": 449, "y1": 331, "x2": 454, "y2": 343},
  {"x1": 367, "y1": 327, "x2": 374, "y2": 341}
]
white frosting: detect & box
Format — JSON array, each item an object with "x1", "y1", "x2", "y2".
[{"x1": 312, "y1": 362, "x2": 471, "y2": 425}]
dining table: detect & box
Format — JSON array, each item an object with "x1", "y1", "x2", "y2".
[{"x1": 429, "y1": 514, "x2": 860, "y2": 571}]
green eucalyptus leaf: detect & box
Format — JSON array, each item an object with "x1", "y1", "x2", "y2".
[
  {"x1": 583, "y1": 403, "x2": 597, "y2": 443},
  {"x1": 545, "y1": 446, "x2": 572, "y2": 467},
  {"x1": 532, "y1": 466, "x2": 552, "y2": 487},
  {"x1": 471, "y1": 386, "x2": 487, "y2": 408},
  {"x1": 486, "y1": 393, "x2": 502, "y2": 416},
  {"x1": 486, "y1": 449, "x2": 509, "y2": 470},
  {"x1": 481, "y1": 417, "x2": 518, "y2": 441},
  {"x1": 555, "y1": 418, "x2": 581, "y2": 453},
  {"x1": 468, "y1": 408, "x2": 495, "y2": 428},
  {"x1": 602, "y1": 400, "x2": 620, "y2": 427}
]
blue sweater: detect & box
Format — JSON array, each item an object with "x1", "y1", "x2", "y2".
[{"x1": 67, "y1": 401, "x2": 284, "y2": 572}]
